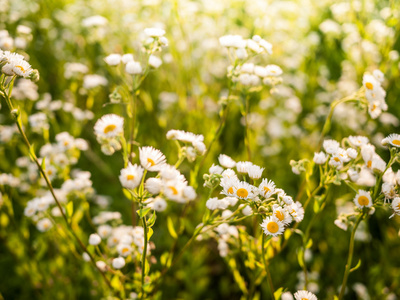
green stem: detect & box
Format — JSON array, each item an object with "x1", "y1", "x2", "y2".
[
  {"x1": 338, "y1": 213, "x2": 364, "y2": 300},
  {"x1": 261, "y1": 233, "x2": 275, "y2": 299},
  {"x1": 141, "y1": 212, "x2": 148, "y2": 299}
]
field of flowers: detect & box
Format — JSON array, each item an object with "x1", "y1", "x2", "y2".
[{"x1": 1, "y1": 0, "x2": 400, "y2": 299}]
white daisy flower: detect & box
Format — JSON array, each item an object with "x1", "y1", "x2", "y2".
[
  {"x1": 236, "y1": 161, "x2": 253, "y2": 173},
  {"x1": 294, "y1": 290, "x2": 317, "y2": 300},
  {"x1": 144, "y1": 27, "x2": 165, "y2": 37},
  {"x1": 219, "y1": 34, "x2": 246, "y2": 48},
  {"x1": 125, "y1": 61, "x2": 142, "y2": 74},
  {"x1": 209, "y1": 164, "x2": 224, "y2": 175},
  {"x1": 233, "y1": 181, "x2": 257, "y2": 200},
  {"x1": 373, "y1": 69, "x2": 384, "y2": 82},
  {"x1": 166, "y1": 129, "x2": 204, "y2": 144},
  {"x1": 220, "y1": 177, "x2": 240, "y2": 197},
  {"x1": 152, "y1": 197, "x2": 167, "y2": 211},
  {"x1": 206, "y1": 197, "x2": 229, "y2": 210},
  {"x1": 145, "y1": 177, "x2": 162, "y2": 194},
  {"x1": 348, "y1": 136, "x2": 369, "y2": 147},
  {"x1": 218, "y1": 154, "x2": 236, "y2": 168},
  {"x1": 119, "y1": 163, "x2": 144, "y2": 190},
  {"x1": 334, "y1": 218, "x2": 348, "y2": 231},
  {"x1": 247, "y1": 164, "x2": 264, "y2": 179},
  {"x1": 94, "y1": 114, "x2": 124, "y2": 139},
  {"x1": 104, "y1": 54, "x2": 121, "y2": 66},
  {"x1": 112, "y1": 257, "x2": 125, "y2": 269},
  {"x1": 163, "y1": 180, "x2": 186, "y2": 202},
  {"x1": 139, "y1": 146, "x2": 166, "y2": 171},
  {"x1": 258, "y1": 179, "x2": 276, "y2": 198},
  {"x1": 353, "y1": 190, "x2": 373, "y2": 209},
  {"x1": 242, "y1": 205, "x2": 253, "y2": 216},
  {"x1": 382, "y1": 133, "x2": 400, "y2": 147},
  {"x1": 149, "y1": 55, "x2": 162, "y2": 68},
  {"x1": 260, "y1": 217, "x2": 285, "y2": 237},
  {"x1": 272, "y1": 205, "x2": 292, "y2": 225},
  {"x1": 323, "y1": 139, "x2": 340, "y2": 154},
  {"x1": 346, "y1": 148, "x2": 358, "y2": 159},
  {"x1": 287, "y1": 202, "x2": 305, "y2": 222},
  {"x1": 98, "y1": 225, "x2": 112, "y2": 238},
  {"x1": 329, "y1": 154, "x2": 343, "y2": 168},
  {"x1": 117, "y1": 244, "x2": 132, "y2": 257},
  {"x1": 391, "y1": 197, "x2": 400, "y2": 217},
  {"x1": 363, "y1": 74, "x2": 380, "y2": 92},
  {"x1": 89, "y1": 233, "x2": 101, "y2": 245},
  {"x1": 265, "y1": 64, "x2": 282, "y2": 76},
  {"x1": 313, "y1": 152, "x2": 328, "y2": 164},
  {"x1": 37, "y1": 218, "x2": 52, "y2": 232}
]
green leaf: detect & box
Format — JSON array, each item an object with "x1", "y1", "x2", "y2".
[
  {"x1": 350, "y1": 259, "x2": 362, "y2": 273},
  {"x1": 137, "y1": 207, "x2": 151, "y2": 218},
  {"x1": 123, "y1": 189, "x2": 134, "y2": 200},
  {"x1": 167, "y1": 217, "x2": 178, "y2": 239},
  {"x1": 110, "y1": 275, "x2": 121, "y2": 290},
  {"x1": 146, "y1": 211, "x2": 156, "y2": 228},
  {"x1": 297, "y1": 248, "x2": 305, "y2": 268},
  {"x1": 313, "y1": 197, "x2": 320, "y2": 213},
  {"x1": 41, "y1": 157, "x2": 46, "y2": 171},
  {"x1": 306, "y1": 238, "x2": 313, "y2": 249},
  {"x1": 66, "y1": 201, "x2": 74, "y2": 221},
  {"x1": 147, "y1": 227, "x2": 153, "y2": 239},
  {"x1": 28, "y1": 144, "x2": 36, "y2": 160},
  {"x1": 273, "y1": 287, "x2": 283, "y2": 300}
]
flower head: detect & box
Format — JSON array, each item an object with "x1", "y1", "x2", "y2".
[
  {"x1": 119, "y1": 163, "x2": 144, "y2": 190},
  {"x1": 94, "y1": 114, "x2": 124, "y2": 139},
  {"x1": 139, "y1": 146, "x2": 166, "y2": 171},
  {"x1": 353, "y1": 190, "x2": 373, "y2": 209},
  {"x1": 294, "y1": 290, "x2": 317, "y2": 300},
  {"x1": 260, "y1": 217, "x2": 285, "y2": 237}
]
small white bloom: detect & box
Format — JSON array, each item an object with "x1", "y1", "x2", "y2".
[
  {"x1": 293, "y1": 290, "x2": 317, "y2": 300},
  {"x1": 144, "y1": 27, "x2": 165, "y2": 37},
  {"x1": 247, "y1": 164, "x2": 264, "y2": 179},
  {"x1": 218, "y1": 154, "x2": 236, "y2": 168},
  {"x1": 353, "y1": 190, "x2": 373, "y2": 209},
  {"x1": 112, "y1": 257, "x2": 126, "y2": 269},
  {"x1": 104, "y1": 54, "x2": 121, "y2": 66},
  {"x1": 119, "y1": 163, "x2": 144, "y2": 190},
  {"x1": 313, "y1": 152, "x2": 328, "y2": 164},
  {"x1": 94, "y1": 114, "x2": 124, "y2": 139},
  {"x1": 261, "y1": 217, "x2": 285, "y2": 237},
  {"x1": 149, "y1": 55, "x2": 162, "y2": 68},
  {"x1": 139, "y1": 146, "x2": 166, "y2": 171},
  {"x1": 89, "y1": 233, "x2": 102, "y2": 245},
  {"x1": 242, "y1": 205, "x2": 253, "y2": 216},
  {"x1": 37, "y1": 218, "x2": 52, "y2": 232},
  {"x1": 125, "y1": 61, "x2": 142, "y2": 74},
  {"x1": 145, "y1": 177, "x2": 162, "y2": 194}
]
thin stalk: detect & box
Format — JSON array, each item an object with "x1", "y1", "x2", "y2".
[
  {"x1": 261, "y1": 233, "x2": 275, "y2": 299},
  {"x1": 338, "y1": 213, "x2": 364, "y2": 300},
  {"x1": 140, "y1": 212, "x2": 148, "y2": 299}
]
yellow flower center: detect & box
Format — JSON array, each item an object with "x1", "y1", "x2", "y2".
[
  {"x1": 122, "y1": 247, "x2": 129, "y2": 254},
  {"x1": 365, "y1": 82, "x2": 373, "y2": 90},
  {"x1": 64, "y1": 141, "x2": 69, "y2": 146},
  {"x1": 168, "y1": 186, "x2": 178, "y2": 195},
  {"x1": 367, "y1": 160, "x2": 372, "y2": 168},
  {"x1": 357, "y1": 195, "x2": 369, "y2": 206},
  {"x1": 228, "y1": 187, "x2": 234, "y2": 194},
  {"x1": 147, "y1": 158, "x2": 155, "y2": 166},
  {"x1": 103, "y1": 124, "x2": 116, "y2": 134},
  {"x1": 126, "y1": 174, "x2": 134, "y2": 180},
  {"x1": 301, "y1": 298, "x2": 309, "y2": 300},
  {"x1": 43, "y1": 223, "x2": 49, "y2": 229},
  {"x1": 392, "y1": 139, "x2": 400, "y2": 146},
  {"x1": 397, "y1": 203, "x2": 400, "y2": 210},
  {"x1": 237, "y1": 188, "x2": 248, "y2": 198},
  {"x1": 334, "y1": 157, "x2": 340, "y2": 162},
  {"x1": 267, "y1": 221, "x2": 279, "y2": 233},
  {"x1": 275, "y1": 211, "x2": 284, "y2": 221},
  {"x1": 263, "y1": 186, "x2": 270, "y2": 194},
  {"x1": 15, "y1": 65, "x2": 25, "y2": 72}
]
